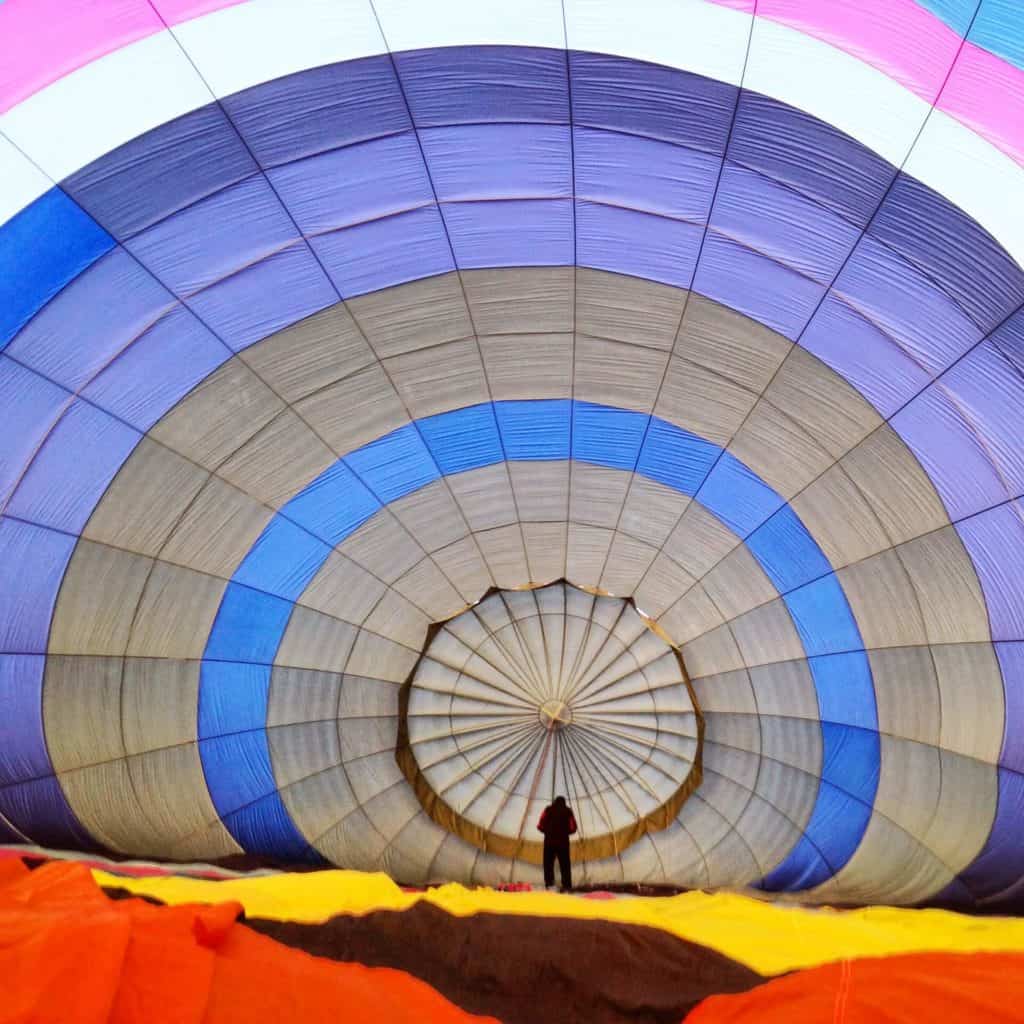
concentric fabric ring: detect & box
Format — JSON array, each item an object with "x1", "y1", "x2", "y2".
[{"x1": 1, "y1": 0, "x2": 1023, "y2": 909}]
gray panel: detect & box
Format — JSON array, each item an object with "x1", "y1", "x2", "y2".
[
  {"x1": 576, "y1": 268, "x2": 685, "y2": 350},
  {"x1": 384, "y1": 337, "x2": 490, "y2": 418},
  {"x1": 462, "y1": 266, "x2": 574, "y2": 334},
  {"x1": 478, "y1": 332, "x2": 573, "y2": 399},
  {"x1": 122, "y1": 657, "x2": 201, "y2": 753},
  {"x1": 574, "y1": 333, "x2": 669, "y2": 411}
]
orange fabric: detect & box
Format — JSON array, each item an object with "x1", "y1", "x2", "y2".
[
  {"x1": 0, "y1": 860, "x2": 496, "y2": 1024},
  {"x1": 688, "y1": 951, "x2": 1024, "y2": 1023}
]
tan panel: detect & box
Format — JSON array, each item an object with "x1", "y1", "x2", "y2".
[
  {"x1": 160, "y1": 475, "x2": 273, "y2": 578},
  {"x1": 385, "y1": 814, "x2": 450, "y2": 886},
  {"x1": 391, "y1": 556, "x2": 466, "y2": 623},
  {"x1": 149, "y1": 359, "x2": 283, "y2": 469},
  {"x1": 168, "y1": 817, "x2": 244, "y2": 861},
  {"x1": 268, "y1": 666, "x2": 342, "y2": 728},
  {"x1": 619, "y1": 475, "x2": 691, "y2": 548},
  {"x1": 478, "y1": 333, "x2": 573, "y2": 400},
  {"x1": 576, "y1": 268, "x2": 686, "y2": 350},
  {"x1": 475, "y1": 523, "x2": 530, "y2": 588},
  {"x1": 239, "y1": 302, "x2": 372, "y2": 403},
  {"x1": 729, "y1": 400, "x2": 835, "y2": 500},
  {"x1": 428, "y1": 832, "x2": 483, "y2": 883},
  {"x1": 364, "y1": 587, "x2": 431, "y2": 650},
  {"x1": 50, "y1": 542, "x2": 152, "y2": 656},
  {"x1": 83, "y1": 439, "x2": 209, "y2": 557},
  {"x1": 565, "y1": 523, "x2": 613, "y2": 587},
  {"x1": 569, "y1": 462, "x2": 630, "y2": 529},
  {"x1": 56, "y1": 760, "x2": 150, "y2": 855},
  {"x1": 294, "y1": 362, "x2": 409, "y2": 456},
  {"x1": 633, "y1": 551, "x2": 697, "y2": 619},
  {"x1": 448, "y1": 462, "x2": 519, "y2": 530},
  {"x1": 574, "y1": 333, "x2": 669, "y2": 411},
  {"x1": 676, "y1": 295, "x2": 789, "y2": 391},
  {"x1": 285, "y1": 764, "x2": 361, "y2": 848},
  {"x1": 841, "y1": 425, "x2": 949, "y2": 545},
  {"x1": 300, "y1": 550, "x2": 387, "y2": 624},
  {"x1": 348, "y1": 272, "x2": 471, "y2": 359},
  {"x1": 655, "y1": 355, "x2": 754, "y2": 446},
  {"x1": 432, "y1": 535, "x2": 494, "y2": 602},
  {"x1": 681, "y1": 617, "x2": 743, "y2": 676},
  {"x1": 756, "y1": 721, "x2": 821, "y2": 805},
  {"x1": 932, "y1": 642, "x2": 1005, "y2": 762},
  {"x1": 600, "y1": 532, "x2": 658, "y2": 596},
  {"x1": 662, "y1": 586, "x2": 728, "y2": 653},
  {"x1": 216, "y1": 409, "x2": 336, "y2": 507},
  {"x1": 765, "y1": 345, "x2": 881, "y2": 458},
  {"x1": 702, "y1": 543, "x2": 778, "y2": 622},
  {"x1": 390, "y1": 478, "x2": 472, "y2": 553},
  {"x1": 462, "y1": 266, "x2": 574, "y2": 334},
  {"x1": 43, "y1": 654, "x2": 124, "y2": 769},
  {"x1": 867, "y1": 645, "x2": 940, "y2": 744},
  {"x1": 345, "y1": 630, "x2": 419, "y2": 682},
  {"x1": 126, "y1": 561, "x2": 226, "y2": 659},
  {"x1": 837, "y1": 549, "x2": 929, "y2": 649},
  {"x1": 315, "y1": 807, "x2": 389, "y2": 871},
  {"x1": 730, "y1": 598, "x2": 806, "y2": 667},
  {"x1": 643, "y1": 822, "x2": 708, "y2": 888},
  {"x1": 748, "y1": 659, "x2": 820, "y2": 719},
  {"x1": 692, "y1": 671, "x2": 757, "y2": 715},
  {"x1": 338, "y1": 673, "x2": 401, "y2": 721},
  {"x1": 505, "y1": 460, "x2": 567, "y2": 523},
  {"x1": 866, "y1": 736, "x2": 939, "y2": 844},
  {"x1": 268, "y1": 721, "x2": 340, "y2": 788},
  {"x1": 789, "y1": 464, "x2": 890, "y2": 569},
  {"x1": 338, "y1": 714, "x2": 397, "y2": 765},
  {"x1": 898, "y1": 527, "x2": 991, "y2": 644},
  {"x1": 122, "y1": 657, "x2": 200, "y2": 752},
  {"x1": 521, "y1": 521, "x2": 568, "y2": 585},
  {"x1": 663, "y1": 501, "x2": 740, "y2": 578},
  {"x1": 731, "y1": 788, "x2": 805, "y2": 875},
  {"x1": 383, "y1": 337, "x2": 489, "y2": 419},
  {"x1": 338, "y1": 510, "x2": 425, "y2": 583},
  {"x1": 277, "y1": 604, "x2": 358, "y2": 672}
]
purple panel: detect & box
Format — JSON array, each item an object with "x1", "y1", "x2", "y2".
[
  {"x1": 63, "y1": 104, "x2": 257, "y2": 238},
  {"x1": 223, "y1": 55, "x2": 409, "y2": 167},
  {"x1": 0, "y1": 655, "x2": 48, "y2": 782},
  {"x1": 831, "y1": 235, "x2": 982, "y2": 376},
  {"x1": 0, "y1": 518, "x2": 74, "y2": 653},
  {"x1": 0, "y1": 357, "x2": 71, "y2": 506},
  {"x1": 871, "y1": 174, "x2": 1024, "y2": 332},
  {"x1": 573, "y1": 127, "x2": 718, "y2": 221},
  {"x1": 575, "y1": 200, "x2": 701, "y2": 289},
  {"x1": 730, "y1": 90, "x2": 891, "y2": 226},
  {"x1": 694, "y1": 232, "x2": 824, "y2": 340},
  {"x1": 126, "y1": 175, "x2": 298, "y2": 297},
  {"x1": 395, "y1": 46, "x2": 569, "y2": 127},
  {"x1": 996, "y1": 642, "x2": 1024, "y2": 773},
  {"x1": 420, "y1": 124, "x2": 572, "y2": 201},
  {"x1": 570, "y1": 50, "x2": 735, "y2": 152},
  {"x1": 82, "y1": 306, "x2": 229, "y2": 432},
  {"x1": 443, "y1": 199, "x2": 574, "y2": 268},
  {"x1": 187, "y1": 241, "x2": 337, "y2": 352},
  {"x1": 711, "y1": 163, "x2": 860, "y2": 285},
  {"x1": 5, "y1": 401, "x2": 142, "y2": 535},
  {"x1": 893, "y1": 388, "x2": 1009, "y2": 522},
  {"x1": 957, "y1": 500, "x2": 1024, "y2": 643},
  {"x1": 992, "y1": 308, "x2": 1024, "y2": 379},
  {"x1": 6, "y1": 248, "x2": 175, "y2": 392},
  {"x1": 267, "y1": 132, "x2": 434, "y2": 235},
  {"x1": 801, "y1": 294, "x2": 932, "y2": 416},
  {"x1": 311, "y1": 206, "x2": 454, "y2": 298}
]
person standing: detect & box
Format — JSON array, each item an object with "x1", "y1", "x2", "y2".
[{"x1": 537, "y1": 795, "x2": 577, "y2": 892}]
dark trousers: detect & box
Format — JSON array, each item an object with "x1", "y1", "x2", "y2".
[{"x1": 543, "y1": 841, "x2": 572, "y2": 890}]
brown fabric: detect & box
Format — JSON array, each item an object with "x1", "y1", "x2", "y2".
[{"x1": 245, "y1": 900, "x2": 764, "y2": 1024}]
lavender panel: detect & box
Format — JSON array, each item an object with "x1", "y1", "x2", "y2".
[
  {"x1": 573, "y1": 127, "x2": 718, "y2": 221},
  {"x1": 420, "y1": 124, "x2": 572, "y2": 201},
  {"x1": 957, "y1": 501, "x2": 1024, "y2": 643},
  {"x1": 443, "y1": 199, "x2": 574, "y2": 268},
  {"x1": 310, "y1": 206, "x2": 454, "y2": 297},
  {"x1": 6, "y1": 249, "x2": 175, "y2": 392},
  {"x1": 996, "y1": 642, "x2": 1024, "y2": 774},
  {"x1": 223, "y1": 55, "x2": 409, "y2": 167},
  {"x1": 267, "y1": 132, "x2": 434, "y2": 235},
  {"x1": 576, "y1": 200, "x2": 701, "y2": 289},
  {"x1": 187, "y1": 242, "x2": 337, "y2": 352},
  {"x1": 0, "y1": 655, "x2": 48, "y2": 782}
]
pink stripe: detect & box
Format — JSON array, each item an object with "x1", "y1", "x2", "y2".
[{"x1": 0, "y1": 0, "x2": 247, "y2": 115}]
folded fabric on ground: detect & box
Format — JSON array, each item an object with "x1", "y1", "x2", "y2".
[
  {"x1": 687, "y1": 951, "x2": 1024, "y2": 1022},
  {"x1": 0, "y1": 859, "x2": 497, "y2": 1024},
  {"x1": 94, "y1": 866, "x2": 1024, "y2": 976}
]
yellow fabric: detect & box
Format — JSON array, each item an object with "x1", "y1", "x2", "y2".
[{"x1": 93, "y1": 869, "x2": 1024, "y2": 976}]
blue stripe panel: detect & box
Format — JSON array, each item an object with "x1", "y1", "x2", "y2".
[
  {"x1": 0, "y1": 190, "x2": 113, "y2": 347},
  {"x1": 200, "y1": 400, "x2": 876, "y2": 873},
  {"x1": 970, "y1": 0, "x2": 1024, "y2": 70}
]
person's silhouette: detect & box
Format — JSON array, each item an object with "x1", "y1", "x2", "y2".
[{"x1": 537, "y1": 795, "x2": 577, "y2": 892}]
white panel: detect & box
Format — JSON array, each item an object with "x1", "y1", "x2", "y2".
[
  {"x1": 373, "y1": 0, "x2": 565, "y2": 50},
  {"x1": 565, "y1": 0, "x2": 749, "y2": 87},
  {"x1": 1, "y1": 32, "x2": 211, "y2": 183},
  {"x1": 173, "y1": 0, "x2": 385, "y2": 98},
  {"x1": 0, "y1": 133, "x2": 50, "y2": 228}
]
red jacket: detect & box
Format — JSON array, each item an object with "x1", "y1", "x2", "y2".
[{"x1": 537, "y1": 804, "x2": 577, "y2": 843}]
